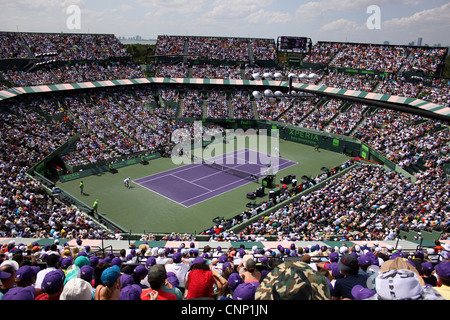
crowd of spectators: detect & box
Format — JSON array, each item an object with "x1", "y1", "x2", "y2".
[
  {"x1": 300, "y1": 99, "x2": 343, "y2": 131},
  {"x1": 250, "y1": 39, "x2": 278, "y2": 61},
  {"x1": 206, "y1": 90, "x2": 229, "y2": 119},
  {"x1": 326, "y1": 103, "x2": 368, "y2": 136},
  {"x1": 181, "y1": 89, "x2": 204, "y2": 118},
  {"x1": 191, "y1": 64, "x2": 242, "y2": 79},
  {"x1": 0, "y1": 32, "x2": 141, "y2": 88},
  {"x1": 155, "y1": 35, "x2": 186, "y2": 56},
  {"x1": 155, "y1": 63, "x2": 189, "y2": 78},
  {"x1": 188, "y1": 37, "x2": 249, "y2": 61},
  {"x1": 256, "y1": 99, "x2": 294, "y2": 121},
  {"x1": 302, "y1": 42, "x2": 447, "y2": 77},
  {"x1": 4, "y1": 69, "x2": 56, "y2": 87},
  {"x1": 22, "y1": 33, "x2": 129, "y2": 61},
  {"x1": 157, "y1": 86, "x2": 179, "y2": 102},
  {"x1": 330, "y1": 44, "x2": 410, "y2": 73},
  {"x1": 60, "y1": 87, "x2": 190, "y2": 166},
  {"x1": 2, "y1": 61, "x2": 145, "y2": 88},
  {"x1": 375, "y1": 78, "x2": 423, "y2": 98},
  {"x1": 230, "y1": 90, "x2": 255, "y2": 119},
  {"x1": 0, "y1": 97, "x2": 112, "y2": 240},
  {"x1": 156, "y1": 36, "x2": 276, "y2": 63},
  {"x1": 419, "y1": 79, "x2": 450, "y2": 107},
  {"x1": 353, "y1": 109, "x2": 449, "y2": 170},
  {"x1": 1, "y1": 233, "x2": 449, "y2": 301},
  {"x1": 403, "y1": 47, "x2": 448, "y2": 74},
  {"x1": 236, "y1": 163, "x2": 449, "y2": 242},
  {"x1": 318, "y1": 72, "x2": 378, "y2": 92},
  {"x1": 302, "y1": 42, "x2": 344, "y2": 65},
  {"x1": 0, "y1": 32, "x2": 29, "y2": 58},
  {"x1": 277, "y1": 98, "x2": 319, "y2": 126},
  {"x1": 0, "y1": 33, "x2": 449, "y2": 279}
]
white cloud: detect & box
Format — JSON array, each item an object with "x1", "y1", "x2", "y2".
[
  {"x1": 136, "y1": 0, "x2": 207, "y2": 16},
  {"x1": 383, "y1": 2, "x2": 450, "y2": 32},
  {"x1": 295, "y1": 0, "x2": 421, "y2": 20},
  {"x1": 198, "y1": 0, "x2": 276, "y2": 21},
  {"x1": 319, "y1": 18, "x2": 364, "y2": 32},
  {"x1": 0, "y1": 0, "x2": 84, "y2": 11},
  {"x1": 245, "y1": 9, "x2": 292, "y2": 24}
]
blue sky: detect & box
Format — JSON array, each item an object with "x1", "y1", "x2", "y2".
[{"x1": 0, "y1": 0, "x2": 449, "y2": 46}]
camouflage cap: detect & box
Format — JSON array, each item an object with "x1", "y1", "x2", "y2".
[{"x1": 255, "y1": 261, "x2": 331, "y2": 300}]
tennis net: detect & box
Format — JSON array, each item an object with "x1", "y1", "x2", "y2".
[{"x1": 202, "y1": 158, "x2": 259, "y2": 182}]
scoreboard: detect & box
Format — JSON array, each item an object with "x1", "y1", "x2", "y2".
[{"x1": 277, "y1": 36, "x2": 311, "y2": 53}]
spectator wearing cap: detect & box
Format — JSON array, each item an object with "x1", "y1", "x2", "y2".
[
  {"x1": 1, "y1": 286, "x2": 35, "y2": 300},
  {"x1": 60, "y1": 257, "x2": 73, "y2": 275},
  {"x1": 1, "y1": 259, "x2": 19, "y2": 273},
  {"x1": 234, "y1": 281, "x2": 259, "y2": 300},
  {"x1": 162, "y1": 272, "x2": 183, "y2": 300},
  {"x1": 301, "y1": 254, "x2": 318, "y2": 271},
  {"x1": 155, "y1": 248, "x2": 171, "y2": 265},
  {"x1": 34, "y1": 253, "x2": 59, "y2": 291},
  {"x1": 380, "y1": 257, "x2": 425, "y2": 286},
  {"x1": 239, "y1": 258, "x2": 261, "y2": 284},
  {"x1": 421, "y1": 262, "x2": 438, "y2": 287},
  {"x1": 146, "y1": 256, "x2": 156, "y2": 269},
  {"x1": 110, "y1": 257, "x2": 122, "y2": 269},
  {"x1": 184, "y1": 257, "x2": 226, "y2": 300},
  {"x1": 35, "y1": 269, "x2": 65, "y2": 300},
  {"x1": 121, "y1": 273, "x2": 135, "y2": 287},
  {"x1": 232, "y1": 249, "x2": 245, "y2": 267},
  {"x1": 132, "y1": 265, "x2": 149, "y2": 289},
  {"x1": 0, "y1": 267, "x2": 13, "y2": 299},
  {"x1": 351, "y1": 285, "x2": 376, "y2": 300},
  {"x1": 409, "y1": 251, "x2": 426, "y2": 275},
  {"x1": 79, "y1": 265, "x2": 95, "y2": 288},
  {"x1": 64, "y1": 255, "x2": 90, "y2": 285},
  {"x1": 60, "y1": 278, "x2": 94, "y2": 300},
  {"x1": 165, "y1": 251, "x2": 190, "y2": 290},
  {"x1": 214, "y1": 266, "x2": 236, "y2": 300},
  {"x1": 255, "y1": 261, "x2": 330, "y2": 300},
  {"x1": 141, "y1": 264, "x2": 177, "y2": 300},
  {"x1": 434, "y1": 261, "x2": 450, "y2": 300},
  {"x1": 434, "y1": 240, "x2": 445, "y2": 254},
  {"x1": 93, "y1": 262, "x2": 109, "y2": 289},
  {"x1": 227, "y1": 272, "x2": 244, "y2": 298},
  {"x1": 357, "y1": 254, "x2": 371, "y2": 276},
  {"x1": 89, "y1": 256, "x2": 99, "y2": 268},
  {"x1": 166, "y1": 272, "x2": 179, "y2": 289},
  {"x1": 365, "y1": 269, "x2": 444, "y2": 300},
  {"x1": 94, "y1": 265, "x2": 121, "y2": 300},
  {"x1": 15, "y1": 265, "x2": 40, "y2": 288},
  {"x1": 120, "y1": 284, "x2": 144, "y2": 301},
  {"x1": 332, "y1": 253, "x2": 369, "y2": 300},
  {"x1": 317, "y1": 251, "x2": 339, "y2": 272}
]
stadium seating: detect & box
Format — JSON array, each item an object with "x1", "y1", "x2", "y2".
[{"x1": 0, "y1": 31, "x2": 448, "y2": 246}]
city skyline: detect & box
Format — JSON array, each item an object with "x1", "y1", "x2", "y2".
[{"x1": 0, "y1": 0, "x2": 449, "y2": 46}]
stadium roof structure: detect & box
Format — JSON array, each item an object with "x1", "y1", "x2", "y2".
[{"x1": 0, "y1": 77, "x2": 449, "y2": 122}]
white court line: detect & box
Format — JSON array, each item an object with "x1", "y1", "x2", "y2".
[
  {"x1": 169, "y1": 174, "x2": 213, "y2": 192},
  {"x1": 133, "y1": 163, "x2": 203, "y2": 184},
  {"x1": 133, "y1": 182, "x2": 190, "y2": 208},
  {"x1": 180, "y1": 176, "x2": 253, "y2": 206},
  {"x1": 133, "y1": 148, "x2": 298, "y2": 207}
]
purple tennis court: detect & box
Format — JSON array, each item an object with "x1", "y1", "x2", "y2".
[{"x1": 133, "y1": 149, "x2": 297, "y2": 207}]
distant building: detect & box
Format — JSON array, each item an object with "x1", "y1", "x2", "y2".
[{"x1": 417, "y1": 37, "x2": 423, "y2": 46}]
